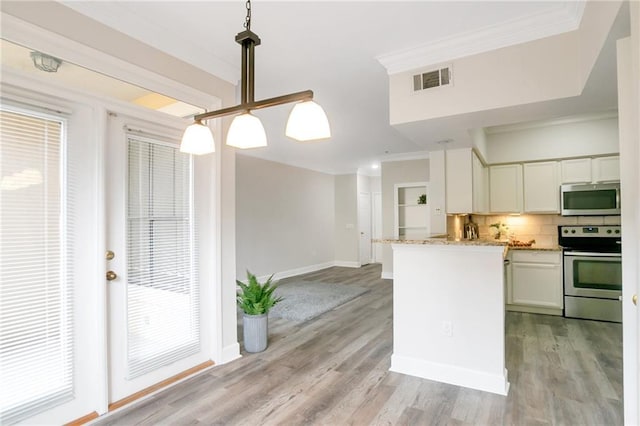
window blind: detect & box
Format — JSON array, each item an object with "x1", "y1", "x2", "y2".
[
  {"x1": 126, "y1": 136, "x2": 200, "y2": 379},
  {"x1": 0, "y1": 108, "x2": 73, "y2": 424}
]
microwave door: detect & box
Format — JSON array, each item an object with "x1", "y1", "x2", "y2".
[{"x1": 561, "y1": 184, "x2": 621, "y2": 216}]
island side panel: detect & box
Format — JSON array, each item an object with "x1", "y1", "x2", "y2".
[{"x1": 390, "y1": 243, "x2": 509, "y2": 395}]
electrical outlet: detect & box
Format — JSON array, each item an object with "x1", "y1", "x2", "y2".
[{"x1": 442, "y1": 321, "x2": 452, "y2": 337}]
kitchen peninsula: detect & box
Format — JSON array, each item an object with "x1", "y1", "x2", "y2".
[{"x1": 378, "y1": 235, "x2": 510, "y2": 395}]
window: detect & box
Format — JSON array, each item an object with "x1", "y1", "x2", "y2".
[
  {"x1": 126, "y1": 136, "x2": 200, "y2": 378},
  {"x1": 0, "y1": 107, "x2": 72, "y2": 424}
]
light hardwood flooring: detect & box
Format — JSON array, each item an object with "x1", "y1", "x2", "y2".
[{"x1": 96, "y1": 264, "x2": 623, "y2": 425}]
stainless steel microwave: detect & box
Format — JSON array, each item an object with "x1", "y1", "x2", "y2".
[{"x1": 560, "y1": 183, "x2": 621, "y2": 216}]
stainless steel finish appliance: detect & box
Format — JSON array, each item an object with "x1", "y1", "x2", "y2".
[
  {"x1": 559, "y1": 225, "x2": 622, "y2": 322},
  {"x1": 560, "y1": 182, "x2": 621, "y2": 216}
]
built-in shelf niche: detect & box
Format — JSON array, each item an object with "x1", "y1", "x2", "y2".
[{"x1": 394, "y1": 182, "x2": 429, "y2": 238}]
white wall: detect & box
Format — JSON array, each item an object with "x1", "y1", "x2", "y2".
[
  {"x1": 381, "y1": 159, "x2": 429, "y2": 278},
  {"x1": 334, "y1": 174, "x2": 359, "y2": 266},
  {"x1": 388, "y1": 1, "x2": 622, "y2": 126},
  {"x1": 484, "y1": 115, "x2": 619, "y2": 164},
  {"x1": 235, "y1": 155, "x2": 335, "y2": 279}
]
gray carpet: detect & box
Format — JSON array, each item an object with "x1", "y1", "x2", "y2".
[{"x1": 269, "y1": 280, "x2": 369, "y2": 322}]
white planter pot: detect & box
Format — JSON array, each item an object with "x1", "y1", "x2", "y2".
[{"x1": 243, "y1": 313, "x2": 268, "y2": 353}]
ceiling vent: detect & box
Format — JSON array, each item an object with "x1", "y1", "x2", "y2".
[{"x1": 413, "y1": 66, "x2": 452, "y2": 92}]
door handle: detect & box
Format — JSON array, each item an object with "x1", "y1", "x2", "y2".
[
  {"x1": 106, "y1": 270, "x2": 118, "y2": 281},
  {"x1": 633, "y1": 294, "x2": 638, "y2": 306}
]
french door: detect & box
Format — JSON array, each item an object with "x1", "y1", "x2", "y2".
[{"x1": 105, "y1": 114, "x2": 212, "y2": 404}]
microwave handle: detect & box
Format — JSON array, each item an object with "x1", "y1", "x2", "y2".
[{"x1": 617, "y1": 187, "x2": 621, "y2": 209}]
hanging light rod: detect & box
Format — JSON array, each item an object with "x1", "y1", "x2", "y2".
[
  {"x1": 192, "y1": 90, "x2": 313, "y2": 122},
  {"x1": 181, "y1": 0, "x2": 330, "y2": 154}
]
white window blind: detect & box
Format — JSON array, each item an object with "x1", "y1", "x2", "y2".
[
  {"x1": 126, "y1": 136, "x2": 200, "y2": 379},
  {"x1": 0, "y1": 107, "x2": 73, "y2": 424}
]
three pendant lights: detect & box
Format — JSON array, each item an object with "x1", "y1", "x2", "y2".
[{"x1": 180, "y1": 0, "x2": 331, "y2": 154}]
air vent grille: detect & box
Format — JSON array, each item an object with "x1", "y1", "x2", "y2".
[{"x1": 413, "y1": 66, "x2": 452, "y2": 92}]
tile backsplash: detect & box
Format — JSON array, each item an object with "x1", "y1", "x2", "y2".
[{"x1": 447, "y1": 214, "x2": 621, "y2": 247}]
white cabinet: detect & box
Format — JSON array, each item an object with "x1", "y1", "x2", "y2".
[
  {"x1": 445, "y1": 149, "x2": 487, "y2": 214},
  {"x1": 394, "y1": 182, "x2": 429, "y2": 238},
  {"x1": 506, "y1": 250, "x2": 563, "y2": 315},
  {"x1": 489, "y1": 164, "x2": 522, "y2": 213},
  {"x1": 523, "y1": 161, "x2": 559, "y2": 213},
  {"x1": 560, "y1": 158, "x2": 591, "y2": 183},
  {"x1": 593, "y1": 156, "x2": 620, "y2": 182},
  {"x1": 472, "y1": 152, "x2": 489, "y2": 213},
  {"x1": 561, "y1": 156, "x2": 619, "y2": 183},
  {"x1": 445, "y1": 149, "x2": 472, "y2": 214}
]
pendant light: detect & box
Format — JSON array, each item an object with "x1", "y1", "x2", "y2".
[{"x1": 180, "y1": 0, "x2": 330, "y2": 154}]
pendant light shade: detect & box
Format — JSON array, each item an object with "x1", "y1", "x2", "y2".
[
  {"x1": 180, "y1": 121, "x2": 215, "y2": 154},
  {"x1": 226, "y1": 113, "x2": 267, "y2": 149},
  {"x1": 285, "y1": 100, "x2": 331, "y2": 141}
]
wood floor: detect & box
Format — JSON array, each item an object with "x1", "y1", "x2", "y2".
[{"x1": 96, "y1": 264, "x2": 623, "y2": 425}]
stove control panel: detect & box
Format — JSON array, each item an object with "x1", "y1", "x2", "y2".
[{"x1": 559, "y1": 225, "x2": 621, "y2": 237}]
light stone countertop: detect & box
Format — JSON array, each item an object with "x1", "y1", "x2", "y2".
[
  {"x1": 374, "y1": 235, "x2": 507, "y2": 247},
  {"x1": 373, "y1": 236, "x2": 562, "y2": 251}
]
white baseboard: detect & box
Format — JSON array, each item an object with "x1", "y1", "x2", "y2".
[
  {"x1": 270, "y1": 262, "x2": 336, "y2": 280},
  {"x1": 381, "y1": 271, "x2": 393, "y2": 280},
  {"x1": 333, "y1": 260, "x2": 361, "y2": 268},
  {"x1": 390, "y1": 354, "x2": 510, "y2": 396},
  {"x1": 248, "y1": 260, "x2": 364, "y2": 284},
  {"x1": 219, "y1": 342, "x2": 241, "y2": 364}
]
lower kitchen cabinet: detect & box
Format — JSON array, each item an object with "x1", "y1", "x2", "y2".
[{"x1": 506, "y1": 250, "x2": 563, "y2": 316}]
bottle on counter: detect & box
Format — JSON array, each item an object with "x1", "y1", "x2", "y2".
[{"x1": 465, "y1": 215, "x2": 479, "y2": 240}]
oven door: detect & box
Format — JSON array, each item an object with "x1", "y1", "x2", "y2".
[{"x1": 563, "y1": 251, "x2": 622, "y2": 299}]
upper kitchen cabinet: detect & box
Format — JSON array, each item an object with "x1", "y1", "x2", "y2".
[
  {"x1": 523, "y1": 161, "x2": 560, "y2": 213},
  {"x1": 472, "y1": 152, "x2": 489, "y2": 213},
  {"x1": 445, "y1": 148, "x2": 487, "y2": 214},
  {"x1": 592, "y1": 156, "x2": 620, "y2": 182},
  {"x1": 489, "y1": 164, "x2": 523, "y2": 213},
  {"x1": 561, "y1": 156, "x2": 620, "y2": 184}
]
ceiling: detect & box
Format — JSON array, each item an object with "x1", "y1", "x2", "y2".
[{"x1": 57, "y1": 1, "x2": 628, "y2": 175}]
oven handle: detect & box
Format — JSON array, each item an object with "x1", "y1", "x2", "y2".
[{"x1": 564, "y1": 251, "x2": 622, "y2": 258}]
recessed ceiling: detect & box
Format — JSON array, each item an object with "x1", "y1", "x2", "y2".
[{"x1": 26, "y1": 1, "x2": 630, "y2": 174}]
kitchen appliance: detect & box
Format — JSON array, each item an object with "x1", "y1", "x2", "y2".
[
  {"x1": 560, "y1": 182, "x2": 620, "y2": 216},
  {"x1": 559, "y1": 225, "x2": 622, "y2": 322}
]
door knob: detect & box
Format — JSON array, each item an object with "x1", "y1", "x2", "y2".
[
  {"x1": 106, "y1": 270, "x2": 118, "y2": 281},
  {"x1": 633, "y1": 294, "x2": 638, "y2": 306},
  {"x1": 106, "y1": 250, "x2": 115, "y2": 260}
]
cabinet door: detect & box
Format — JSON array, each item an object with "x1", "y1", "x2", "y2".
[
  {"x1": 592, "y1": 156, "x2": 620, "y2": 182},
  {"x1": 489, "y1": 164, "x2": 523, "y2": 213},
  {"x1": 445, "y1": 148, "x2": 473, "y2": 214},
  {"x1": 511, "y1": 262, "x2": 563, "y2": 308},
  {"x1": 523, "y1": 161, "x2": 559, "y2": 213},
  {"x1": 472, "y1": 152, "x2": 488, "y2": 213},
  {"x1": 561, "y1": 158, "x2": 591, "y2": 183}
]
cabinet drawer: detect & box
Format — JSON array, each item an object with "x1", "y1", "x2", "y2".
[{"x1": 510, "y1": 250, "x2": 561, "y2": 264}]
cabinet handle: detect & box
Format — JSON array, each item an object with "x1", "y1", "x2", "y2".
[{"x1": 633, "y1": 294, "x2": 638, "y2": 306}]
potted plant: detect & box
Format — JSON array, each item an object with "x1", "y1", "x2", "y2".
[{"x1": 236, "y1": 271, "x2": 283, "y2": 353}]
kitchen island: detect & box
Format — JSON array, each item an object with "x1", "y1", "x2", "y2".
[{"x1": 379, "y1": 235, "x2": 510, "y2": 395}]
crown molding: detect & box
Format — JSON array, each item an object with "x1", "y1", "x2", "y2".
[{"x1": 377, "y1": 1, "x2": 586, "y2": 75}]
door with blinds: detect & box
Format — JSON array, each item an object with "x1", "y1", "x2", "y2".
[
  {"x1": 106, "y1": 114, "x2": 210, "y2": 404},
  {"x1": 0, "y1": 103, "x2": 100, "y2": 424}
]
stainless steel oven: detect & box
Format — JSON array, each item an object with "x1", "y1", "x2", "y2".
[{"x1": 559, "y1": 225, "x2": 622, "y2": 322}]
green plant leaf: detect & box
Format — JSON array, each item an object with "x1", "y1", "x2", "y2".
[{"x1": 236, "y1": 270, "x2": 283, "y2": 315}]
